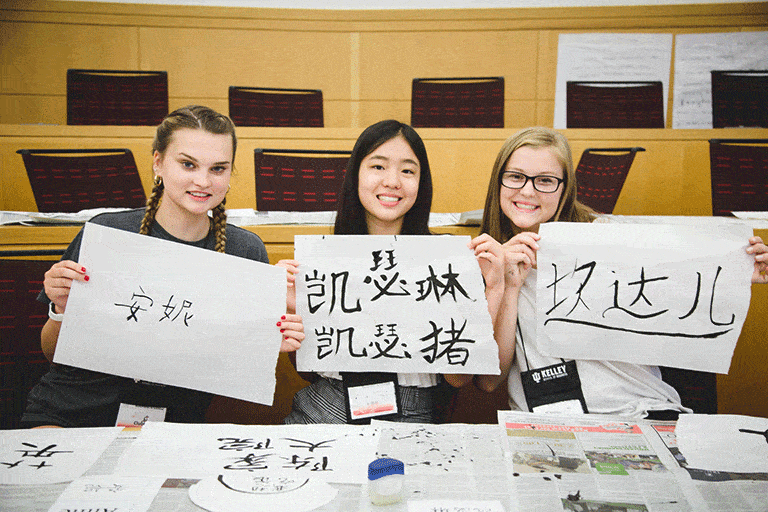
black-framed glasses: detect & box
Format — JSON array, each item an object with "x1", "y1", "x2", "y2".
[{"x1": 501, "y1": 171, "x2": 563, "y2": 193}]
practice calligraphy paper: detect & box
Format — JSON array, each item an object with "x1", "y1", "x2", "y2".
[
  {"x1": 113, "y1": 422, "x2": 378, "y2": 484},
  {"x1": 0, "y1": 427, "x2": 121, "y2": 485},
  {"x1": 47, "y1": 475, "x2": 165, "y2": 512},
  {"x1": 53, "y1": 223, "x2": 286, "y2": 405},
  {"x1": 536, "y1": 222, "x2": 753, "y2": 373},
  {"x1": 370, "y1": 421, "x2": 510, "y2": 506},
  {"x1": 294, "y1": 235, "x2": 499, "y2": 374},
  {"x1": 676, "y1": 414, "x2": 768, "y2": 473},
  {"x1": 408, "y1": 500, "x2": 505, "y2": 512},
  {"x1": 374, "y1": 422, "x2": 506, "y2": 476},
  {"x1": 189, "y1": 474, "x2": 338, "y2": 512}
]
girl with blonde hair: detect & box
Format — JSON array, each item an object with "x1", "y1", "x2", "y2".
[{"x1": 469, "y1": 127, "x2": 767, "y2": 419}]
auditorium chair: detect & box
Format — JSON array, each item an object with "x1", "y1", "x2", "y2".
[
  {"x1": 566, "y1": 81, "x2": 664, "y2": 128},
  {"x1": 229, "y1": 86, "x2": 324, "y2": 127},
  {"x1": 67, "y1": 69, "x2": 168, "y2": 126},
  {"x1": 708, "y1": 139, "x2": 768, "y2": 216},
  {"x1": 254, "y1": 149, "x2": 351, "y2": 211},
  {"x1": 660, "y1": 367, "x2": 718, "y2": 414},
  {"x1": 0, "y1": 254, "x2": 61, "y2": 429},
  {"x1": 17, "y1": 148, "x2": 146, "y2": 213},
  {"x1": 575, "y1": 147, "x2": 645, "y2": 214},
  {"x1": 411, "y1": 77, "x2": 504, "y2": 128},
  {"x1": 711, "y1": 70, "x2": 768, "y2": 128}
]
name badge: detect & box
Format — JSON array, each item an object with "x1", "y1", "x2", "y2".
[
  {"x1": 342, "y1": 372, "x2": 401, "y2": 424},
  {"x1": 521, "y1": 360, "x2": 588, "y2": 414},
  {"x1": 116, "y1": 403, "x2": 167, "y2": 427}
]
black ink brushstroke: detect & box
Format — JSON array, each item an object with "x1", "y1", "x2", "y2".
[
  {"x1": 543, "y1": 318, "x2": 732, "y2": 339},
  {"x1": 217, "y1": 474, "x2": 310, "y2": 495}
]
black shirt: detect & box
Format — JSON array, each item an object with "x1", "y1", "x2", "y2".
[{"x1": 21, "y1": 209, "x2": 269, "y2": 427}]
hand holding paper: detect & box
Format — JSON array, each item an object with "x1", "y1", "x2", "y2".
[{"x1": 54, "y1": 223, "x2": 288, "y2": 405}]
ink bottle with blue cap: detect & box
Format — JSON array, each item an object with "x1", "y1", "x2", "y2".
[{"x1": 368, "y1": 457, "x2": 404, "y2": 505}]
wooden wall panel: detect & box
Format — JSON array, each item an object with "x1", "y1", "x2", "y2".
[
  {"x1": 0, "y1": 21, "x2": 139, "y2": 96},
  {"x1": 4, "y1": 1, "x2": 763, "y2": 127},
  {"x1": 0, "y1": 95, "x2": 63, "y2": 125},
  {"x1": 358, "y1": 31, "x2": 538, "y2": 101},
  {"x1": 140, "y1": 27, "x2": 351, "y2": 103}
]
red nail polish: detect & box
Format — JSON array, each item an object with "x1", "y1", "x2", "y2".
[
  {"x1": 81, "y1": 267, "x2": 86, "y2": 272},
  {"x1": 280, "y1": 329, "x2": 285, "y2": 333},
  {"x1": 84, "y1": 275, "x2": 90, "y2": 281},
  {"x1": 276, "y1": 322, "x2": 281, "y2": 327},
  {"x1": 281, "y1": 315, "x2": 286, "y2": 320}
]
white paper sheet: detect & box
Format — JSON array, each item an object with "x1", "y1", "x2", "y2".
[
  {"x1": 47, "y1": 475, "x2": 165, "y2": 512},
  {"x1": 189, "y1": 474, "x2": 338, "y2": 512},
  {"x1": 554, "y1": 33, "x2": 673, "y2": 128},
  {"x1": 408, "y1": 500, "x2": 505, "y2": 512},
  {"x1": 672, "y1": 31, "x2": 768, "y2": 129},
  {"x1": 113, "y1": 422, "x2": 379, "y2": 484},
  {"x1": 294, "y1": 235, "x2": 499, "y2": 374},
  {"x1": 53, "y1": 222, "x2": 286, "y2": 405},
  {"x1": 0, "y1": 427, "x2": 121, "y2": 485},
  {"x1": 536, "y1": 222, "x2": 753, "y2": 373},
  {"x1": 676, "y1": 414, "x2": 768, "y2": 473},
  {"x1": 225, "y1": 209, "x2": 462, "y2": 228}
]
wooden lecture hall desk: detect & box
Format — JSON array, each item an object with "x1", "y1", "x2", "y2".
[
  {"x1": 1, "y1": 412, "x2": 767, "y2": 512},
  {"x1": 0, "y1": 223, "x2": 478, "y2": 264}
]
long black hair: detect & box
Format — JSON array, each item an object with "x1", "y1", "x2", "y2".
[{"x1": 334, "y1": 120, "x2": 433, "y2": 235}]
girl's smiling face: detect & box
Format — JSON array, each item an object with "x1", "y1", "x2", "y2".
[
  {"x1": 153, "y1": 127, "x2": 233, "y2": 221},
  {"x1": 357, "y1": 135, "x2": 421, "y2": 235},
  {"x1": 499, "y1": 145, "x2": 564, "y2": 233}
]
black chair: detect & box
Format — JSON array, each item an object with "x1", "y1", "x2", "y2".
[
  {"x1": 229, "y1": 86, "x2": 324, "y2": 127},
  {"x1": 566, "y1": 81, "x2": 664, "y2": 128},
  {"x1": 411, "y1": 77, "x2": 504, "y2": 128},
  {"x1": 708, "y1": 139, "x2": 768, "y2": 216},
  {"x1": 0, "y1": 253, "x2": 63, "y2": 429},
  {"x1": 660, "y1": 367, "x2": 717, "y2": 414},
  {"x1": 18, "y1": 148, "x2": 147, "y2": 213},
  {"x1": 254, "y1": 149, "x2": 351, "y2": 211},
  {"x1": 575, "y1": 147, "x2": 645, "y2": 214},
  {"x1": 711, "y1": 70, "x2": 768, "y2": 128},
  {"x1": 67, "y1": 69, "x2": 168, "y2": 126}
]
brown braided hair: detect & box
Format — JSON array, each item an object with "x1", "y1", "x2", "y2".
[{"x1": 140, "y1": 105, "x2": 236, "y2": 253}]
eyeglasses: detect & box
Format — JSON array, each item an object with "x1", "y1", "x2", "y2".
[{"x1": 501, "y1": 171, "x2": 563, "y2": 193}]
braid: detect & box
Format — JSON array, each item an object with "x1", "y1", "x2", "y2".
[
  {"x1": 140, "y1": 179, "x2": 164, "y2": 235},
  {"x1": 212, "y1": 197, "x2": 227, "y2": 253}
]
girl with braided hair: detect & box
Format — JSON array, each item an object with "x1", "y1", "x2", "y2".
[{"x1": 21, "y1": 105, "x2": 304, "y2": 428}]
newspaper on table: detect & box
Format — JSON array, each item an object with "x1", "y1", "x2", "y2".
[
  {"x1": 498, "y1": 410, "x2": 698, "y2": 511},
  {"x1": 497, "y1": 410, "x2": 768, "y2": 512}
]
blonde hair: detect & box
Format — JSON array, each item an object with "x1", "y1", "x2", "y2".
[
  {"x1": 479, "y1": 127, "x2": 594, "y2": 243},
  {"x1": 140, "y1": 105, "x2": 236, "y2": 252}
]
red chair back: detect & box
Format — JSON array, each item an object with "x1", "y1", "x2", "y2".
[
  {"x1": 254, "y1": 149, "x2": 350, "y2": 211},
  {"x1": 575, "y1": 147, "x2": 644, "y2": 213},
  {"x1": 411, "y1": 77, "x2": 504, "y2": 128}
]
